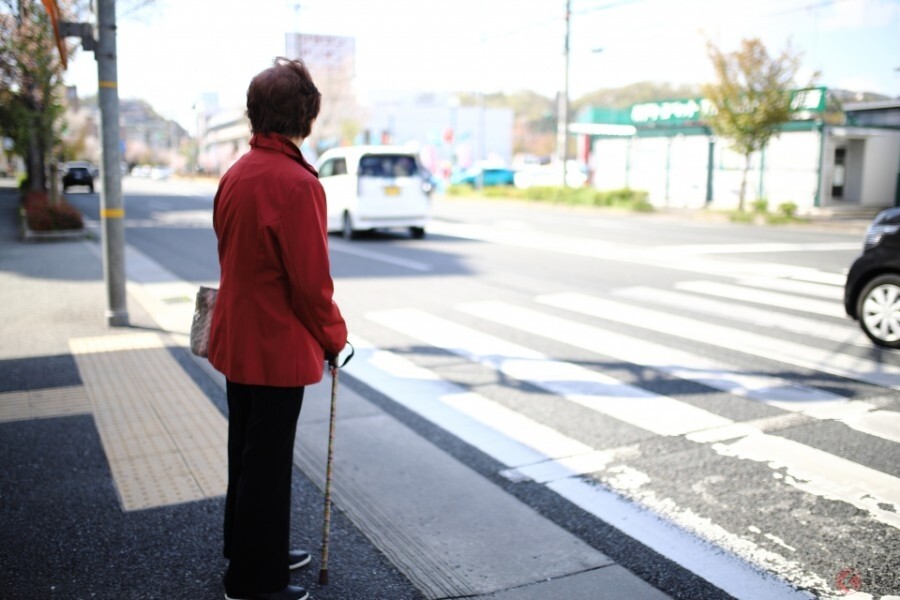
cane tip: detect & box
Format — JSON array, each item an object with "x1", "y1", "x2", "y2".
[{"x1": 318, "y1": 569, "x2": 329, "y2": 586}]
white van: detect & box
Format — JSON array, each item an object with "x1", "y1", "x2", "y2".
[{"x1": 316, "y1": 146, "x2": 433, "y2": 240}]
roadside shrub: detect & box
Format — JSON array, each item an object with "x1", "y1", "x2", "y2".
[
  {"x1": 568, "y1": 187, "x2": 598, "y2": 205},
  {"x1": 21, "y1": 191, "x2": 84, "y2": 231},
  {"x1": 446, "y1": 184, "x2": 475, "y2": 196},
  {"x1": 630, "y1": 197, "x2": 654, "y2": 212},
  {"x1": 523, "y1": 186, "x2": 564, "y2": 202},
  {"x1": 453, "y1": 184, "x2": 652, "y2": 212},
  {"x1": 778, "y1": 202, "x2": 798, "y2": 218},
  {"x1": 482, "y1": 185, "x2": 521, "y2": 199},
  {"x1": 729, "y1": 210, "x2": 754, "y2": 223},
  {"x1": 751, "y1": 199, "x2": 769, "y2": 213}
]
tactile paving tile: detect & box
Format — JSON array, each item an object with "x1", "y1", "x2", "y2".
[
  {"x1": 0, "y1": 386, "x2": 90, "y2": 423},
  {"x1": 181, "y1": 445, "x2": 229, "y2": 496},
  {"x1": 70, "y1": 333, "x2": 228, "y2": 511},
  {"x1": 108, "y1": 452, "x2": 205, "y2": 511}
]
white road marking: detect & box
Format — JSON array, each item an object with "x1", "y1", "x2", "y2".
[
  {"x1": 550, "y1": 477, "x2": 821, "y2": 600},
  {"x1": 539, "y1": 292, "x2": 900, "y2": 391},
  {"x1": 613, "y1": 286, "x2": 868, "y2": 347},
  {"x1": 457, "y1": 300, "x2": 845, "y2": 411},
  {"x1": 711, "y1": 433, "x2": 900, "y2": 530},
  {"x1": 366, "y1": 308, "x2": 732, "y2": 436},
  {"x1": 674, "y1": 281, "x2": 845, "y2": 318},
  {"x1": 735, "y1": 277, "x2": 844, "y2": 300},
  {"x1": 654, "y1": 242, "x2": 860, "y2": 255},
  {"x1": 329, "y1": 241, "x2": 432, "y2": 271},
  {"x1": 344, "y1": 336, "x2": 593, "y2": 469},
  {"x1": 427, "y1": 220, "x2": 853, "y2": 284},
  {"x1": 840, "y1": 410, "x2": 900, "y2": 445}
]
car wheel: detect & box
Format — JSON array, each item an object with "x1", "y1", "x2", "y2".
[
  {"x1": 341, "y1": 212, "x2": 357, "y2": 240},
  {"x1": 856, "y1": 274, "x2": 900, "y2": 349},
  {"x1": 410, "y1": 226, "x2": 425, "y2": 239},
  {"x1": 88, "y1": 184, "x2": 94, "y2": 193}
]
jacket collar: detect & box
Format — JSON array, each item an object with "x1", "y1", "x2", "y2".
[{"x1": 249, "y1": 132, "x2": 318, "y2": 177}]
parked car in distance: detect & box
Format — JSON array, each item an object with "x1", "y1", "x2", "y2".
[
  {"x1": 62, "y1": 162, "x2": 94, "y2": 193},
  {"x1": 451, "y1": 165, "x2": 516, "y2": 188},
  {"x1": 844, "y1": 207, "x2": 900, "y2": 348},
  {"x1": 316, "y1": 146, "x2": 432, "y2": 240}
]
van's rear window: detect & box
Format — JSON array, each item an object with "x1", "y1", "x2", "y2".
[{"x1": 359, "y1": 155, "x2": 419, "y2": 178}]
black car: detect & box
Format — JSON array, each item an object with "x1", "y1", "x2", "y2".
[
  {"x1": 844, "y1": 207, "x2": 900, "y2": 348},
  {"x1": 62, "y1": 164, "x2": 94, "y2": 193}
]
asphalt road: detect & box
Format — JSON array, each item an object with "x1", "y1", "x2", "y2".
[{"x1": 67, "y1": 178, "x2": 900, "y2": 599}]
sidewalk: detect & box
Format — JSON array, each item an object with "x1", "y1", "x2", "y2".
[{"x1": 0, "y1": 185, "x2": 421, "y2": 600}]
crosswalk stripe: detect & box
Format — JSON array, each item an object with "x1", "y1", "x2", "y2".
[
  {"x1": 343, "y1": 336, "x2": 593, "y2": 469},
  {"x1": 653, "y1": 242, "x2": 860, "y2": 255},
  {"x1": 366, "y1": 308, "x2": 732, "y2": 436},
  {"x1": 840, "y1": 409, "x2": 900, "y2": 444},
  {"x1": 429, "y1": 220, "x2": 853, "y2": 285},
  {"x1": 674, "y1": 281, "x2": 845, "y2": 318},
  {"x1": 539, "y1": 292, "x2": 900, "y2": 391},
  {"x1": 710, "y1": 433, "x2": 900, "y2": 530},
  {"x1": 457, "y1": 300, "x2": 845, "y2": 411},
  {"x1": 735, "y1": 277, "x2": 844, "y2": 300},
  {"x1": 613, "y1": 286, "x2": 867, "y2": 347}
]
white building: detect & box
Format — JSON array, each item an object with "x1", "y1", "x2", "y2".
[
  {"x1": 363, "y1": 91, "x2": 514, "y2": 177},
  {"x1": 195, "y1": 32, "x2": 515, "y2": 178},
  {"x1": 576, "y1": 88, "x2": 900, "y2": 213}
]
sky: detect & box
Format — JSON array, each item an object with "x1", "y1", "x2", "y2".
[{"x1": 62, "y1": 0, "x2": 900, "y2": 134}]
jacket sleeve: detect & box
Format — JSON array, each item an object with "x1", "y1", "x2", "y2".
[{"x1": 276, "y1": 179, "x2": 348, "y2": 357}]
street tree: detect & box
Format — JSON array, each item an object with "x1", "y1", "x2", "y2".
[
  {"x1": 702, "y1": 38, "x2": 806, "y2": 211},
  {"x1": 0, "y1": 0, "x2": 83, "y2": 192}
]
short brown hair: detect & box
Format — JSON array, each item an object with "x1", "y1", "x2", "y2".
[{"x1": 246, "y1": 57, "x2": 321, "y2": 139}]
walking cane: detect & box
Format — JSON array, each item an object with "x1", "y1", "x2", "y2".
[{"x1": 318, "y1": 343, "x2": 353, "y2": 586}]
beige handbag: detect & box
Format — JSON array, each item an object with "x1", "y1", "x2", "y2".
[{"x1": 190, "y1": 286, "x2": 218, "y2": 357}]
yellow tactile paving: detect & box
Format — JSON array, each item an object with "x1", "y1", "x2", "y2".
[
  {"x1": 181, "y1": 446, "x2": 229, "y2": 496},
  {"x1": 107, "y1": 452, "x2": 205, "y2": 510},
  {"x1": 0, "y1": 386, "x2": 90, "y2": 423},
  {"x1": 69, "y1": 332, "x2": 228, "y2": 511}
]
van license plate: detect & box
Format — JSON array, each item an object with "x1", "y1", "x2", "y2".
[{"x1": 384, "y1": 185, "x2": 400, "y2": 196}]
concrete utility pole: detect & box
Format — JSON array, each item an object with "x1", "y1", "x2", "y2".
[
  {"x1": 96, "y1": 0, "x2": 128, "y2": 326},
  {"x1": 557, "y1": 0, "x2": 571, "y2": 188}
]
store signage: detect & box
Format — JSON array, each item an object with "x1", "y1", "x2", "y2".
[
  {"x1": 629, "y1": 87, "x2": 827, "y2": 126},
  {"x1": 630, "y1": 99, "x2": 713, "y2": 124}
]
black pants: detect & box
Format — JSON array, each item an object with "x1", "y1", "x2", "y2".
[{"x1": 223, "y1": 381, "x2": 305, "y2": 594}]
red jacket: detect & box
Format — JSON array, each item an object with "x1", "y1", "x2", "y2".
[{"x1": 208, "y1": 133, "x2": 347, "y2": 387}]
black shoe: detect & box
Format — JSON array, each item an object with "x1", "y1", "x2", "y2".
[
  {"x1": 224, "y1": 584, "x2": 309, "y2": 600},
  {"x1": 289, "y1": 549, "x2": 311, "y2": 570}
]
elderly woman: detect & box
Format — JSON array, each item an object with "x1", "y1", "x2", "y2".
[{"x1": 209, "y1": 57, "x2": 347, "y2": 600}]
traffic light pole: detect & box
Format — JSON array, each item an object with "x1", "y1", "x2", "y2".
[{"x1": 95, "y1": 0, "x2": 128, "y2": 326}]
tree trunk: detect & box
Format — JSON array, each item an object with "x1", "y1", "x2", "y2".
[
  {"x1": 26, "y1": 126, "x2": 43, "y2": 191},
  {"x1": 738, "y1": 151, "x2": 751, "y2": 212}
]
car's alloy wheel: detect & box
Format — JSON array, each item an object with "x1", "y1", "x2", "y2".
[{"x1": 857, "y1": 274, "x2": 900, "y2": 348}]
